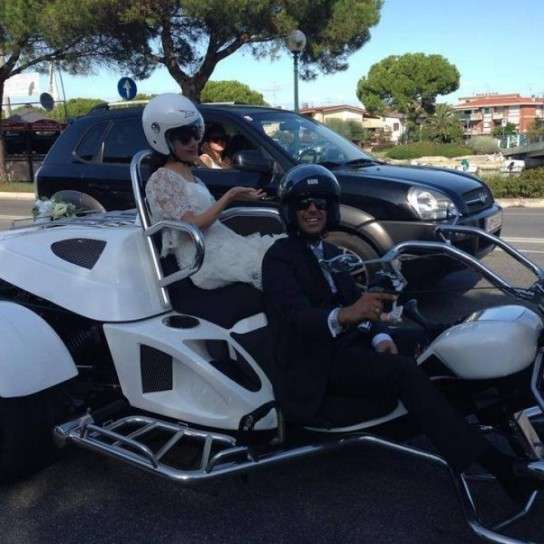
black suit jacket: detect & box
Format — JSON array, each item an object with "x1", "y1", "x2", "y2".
[{"x1": 262, "y1": 235, "x2": 384, "y2": 424}]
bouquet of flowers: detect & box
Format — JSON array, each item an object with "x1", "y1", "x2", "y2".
[{"x1": 32, "y1": 196, "x2": 77, "y2": 222}]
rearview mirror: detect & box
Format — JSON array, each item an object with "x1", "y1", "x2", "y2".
[{"x1": 233, "y1": 150, "x2": 273, "y2": 174}]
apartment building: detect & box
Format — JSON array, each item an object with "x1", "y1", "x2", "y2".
[
  {"x1": 454, "y1": 93, "x2": 544, "y2": 136},
  {"x1": 300, "y1": 104, "x2": 405, "y2": 143}
]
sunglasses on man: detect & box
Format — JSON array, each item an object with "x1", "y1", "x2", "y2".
[{"x1": 294, "y1": 197, "x2": 328, "y2": 211}]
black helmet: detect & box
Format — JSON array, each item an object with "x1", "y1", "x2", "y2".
[{"x1": 278, "y1": 164, "x2": 341, "y2": 231}]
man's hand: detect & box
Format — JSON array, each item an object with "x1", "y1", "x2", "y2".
[
  {"x1": 374, "y1": 338, "x2": 399, "y2": 354},
  {"x1": 337, "y1": 292, "x2": 398, "y2": 327}
]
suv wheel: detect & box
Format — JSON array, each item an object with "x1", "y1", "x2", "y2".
[{"x1": 325, "y1": 231, "x2": 379, "y2": 286}]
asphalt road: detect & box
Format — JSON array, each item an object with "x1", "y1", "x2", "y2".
[{"x1": 0, "y1": 201, "x2": 544, "y2": 543}]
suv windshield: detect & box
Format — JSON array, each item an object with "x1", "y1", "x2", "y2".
[{"x1": 246, "y1": 111, "x2": 374, "y2": 166}]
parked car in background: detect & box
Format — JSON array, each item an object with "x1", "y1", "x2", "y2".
[{"x1": 36, "y1": 103, "x2": 503, "y2": 278}]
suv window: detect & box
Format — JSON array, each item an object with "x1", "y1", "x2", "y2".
[
  {"x1": 75, "y1": 121, "x2": 108, "y2": 161},
  {"x1": 103, "y1": 118, "x2": 148, "y2": 164}
]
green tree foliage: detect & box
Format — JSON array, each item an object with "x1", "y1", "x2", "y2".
[
  {"x1": 527, "y1": 119, "x2": 544, "y2": 142},
  {"x1": 201, "y1": 81, "x2": 266, "y2": 105},
  {"x1": 325, "y1": 118, "x2": 367, "y2": 142},
  {"x1": 421, "y1": 104, "x2": 464, "y2": 143},
  {"x1": 48, "y1": 98, "x2": 105, "y2": 121},
  {"x1": 356, "y1": 53, "x2": 460, "y2": 140},
  {"x1": 492, "y1": 122, "x2": 517, "y2": 138},
  {"x1": 96, "y1": 0, "x2": 383, "y2": 101},
  {"x1": 0, "y1": 0, "x2": 136, "y2": 179}
]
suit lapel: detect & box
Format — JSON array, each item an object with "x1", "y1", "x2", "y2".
[{"x1": 290, "y1": 237, "x2": 334, "y2": 302}]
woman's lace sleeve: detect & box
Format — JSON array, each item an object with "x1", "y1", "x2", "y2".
[{"x1": 145, "y1": 168, "x2": 194, "y2": 220}]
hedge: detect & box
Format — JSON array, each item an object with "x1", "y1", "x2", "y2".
[
  {"x1": 483, "y1": 168, "x2": 544, "y2": 198},
  {"x1": 386, "y1": 142, "x2": 473, "y2": 160}
]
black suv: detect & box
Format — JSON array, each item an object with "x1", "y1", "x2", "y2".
[{"x1": 36, "y1": 103, "x2": 502, "y2": 270}]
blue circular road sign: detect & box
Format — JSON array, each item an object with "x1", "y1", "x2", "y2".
[{"x1": 117, "y1": 77, "x2": 137, "y2": 100}]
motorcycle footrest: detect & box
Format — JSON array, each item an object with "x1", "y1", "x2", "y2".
[{"x1": 55, "y1": 414, "x2": 252, "y2": 481}]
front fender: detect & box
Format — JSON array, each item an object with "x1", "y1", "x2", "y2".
[
  {"x1": 339, "y1": 204, "x2": 394, "y2": 254},
  {"x1": 0, "y1": 301, "x2": 77, "y2": 397}
]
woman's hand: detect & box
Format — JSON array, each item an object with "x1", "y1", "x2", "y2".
[{"x1": 224, "y1": 186, "x2": 266, "y2": 203}]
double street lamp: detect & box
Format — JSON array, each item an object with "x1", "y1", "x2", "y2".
[{"x1": 286, "y1": 29, "x2": 307, "y2": 112}]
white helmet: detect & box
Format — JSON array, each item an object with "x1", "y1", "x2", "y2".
[{"x1": 142, "y1": 93, "x2": 204, "y2": 155}]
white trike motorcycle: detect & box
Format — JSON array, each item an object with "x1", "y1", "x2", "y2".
[{"x1": 1, "y1": 150, "x2": 544, "y2": 544}]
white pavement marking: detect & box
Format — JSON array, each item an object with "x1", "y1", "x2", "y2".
[
  {"x1": 0, "y1": 215, "x2": 26, "y2": 221},
  {"x1": 504, "y1": 237, "x2": 544, "y2": 245}
]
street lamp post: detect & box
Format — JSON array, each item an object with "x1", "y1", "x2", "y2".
[{"x1": 287, "y1": 30, "x2": 307, "y2": 112}]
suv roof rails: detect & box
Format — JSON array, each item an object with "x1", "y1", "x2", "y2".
[{"x1": 89, "y1": 100, "x2": 149, "y2": 115}]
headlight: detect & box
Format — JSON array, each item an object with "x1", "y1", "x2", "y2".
[{"x1": 407, "y1": 187, "x2": 459, "y2": 221}]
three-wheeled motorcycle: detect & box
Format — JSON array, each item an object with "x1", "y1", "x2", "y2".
[{"x1": 1, "y1": 150, "x2": 544, "y2": 543}]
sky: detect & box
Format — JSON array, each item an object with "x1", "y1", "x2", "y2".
[{"x1": 8, "y1": 0, "x2": 544, "y2": 110}]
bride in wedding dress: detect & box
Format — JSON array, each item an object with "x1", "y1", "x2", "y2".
[{"x1": 142, "y1": 93, "x2": 282, "y2": 290}]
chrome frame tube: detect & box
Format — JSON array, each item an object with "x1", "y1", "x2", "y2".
[
  {"x1": 220, "y1": 206, "x2": 283, "y2": 223},
  {"x1": 130, "y1": 150, "x2": 171, "y2": 307},
  {"x1": 435, "y1": 225, "x2": 544, "y2": 280},
  {"x1": 57, "y1": 413, "x2": 542, "y2": 544},
  {"x1": 383, "y1": 240, "x2": 532, "y2": 300},
  {"x1": 130, "y1": 150, "x2": 206, "y2": 306}
]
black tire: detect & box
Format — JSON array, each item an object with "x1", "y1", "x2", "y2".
[
  {"x1": 0, "y1": 389, "x2": 59, "y2": 483},
  {"x1": 325, "y1": 231, "x2": 379, "y2": 286}
]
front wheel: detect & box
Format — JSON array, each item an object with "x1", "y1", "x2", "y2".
[
  {"x1": 0, "y1": 389, "x2": 60, "y2": 482},
  {"x1": 325, "y1": 231, "x2": 379, "y2": 287}
]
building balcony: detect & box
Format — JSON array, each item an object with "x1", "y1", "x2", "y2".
[
  {"x1": 470, "y1": 113, "x2": 483, "y2": 121},
  {"x1": 492, "y1": 112, "x2": 504, "y2": 119}
]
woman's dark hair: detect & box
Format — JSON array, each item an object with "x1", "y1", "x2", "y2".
[
  {"x1": 203, "y1": 123, "x2": 227, "y2": 142},
  {"x1": 149, "y1": 151, "x2": 169, "y2": 172}
]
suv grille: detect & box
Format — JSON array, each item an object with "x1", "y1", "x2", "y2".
[{"x1": 463, "y1": 187, "x2": 492, "y2": 214}]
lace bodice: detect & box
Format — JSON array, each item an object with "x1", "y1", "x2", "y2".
[
  {"x1": 145, "y1": 167, "x2": 282, "y2": 290},
  {"x1": 146, "y1": 167, "x2": 215, "y2": 219}
]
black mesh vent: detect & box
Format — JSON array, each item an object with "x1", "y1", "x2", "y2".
[
  {"x1": 51, "y1": 238, "x2": 106, "y2": 269},
  {"x1": 208, "y1": 339, "x2": 262, "y2": 392},
  {"x1": 463, "y1": 188, "x2": 492, "y2": 214},
  {"x1": 140, "y1": 345, "x2": 173, "y2": 393}
]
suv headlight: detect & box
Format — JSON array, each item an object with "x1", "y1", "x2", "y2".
[{"x1": 407, "y1": 187, "x2": 459, "y2": 221}]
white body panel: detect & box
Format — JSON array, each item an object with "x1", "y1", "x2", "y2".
[
  {"x1": 0, "y1": 301, "x2": 77, "y2": 397},
  {"x1": 418, "y1": 305, "x2": 543, "y2": 379},
  {"x1": 0, "y1": 221, "x2": 165, "y2": 321},
  {"x1": 104, "y1": 313, "x2": 277, "y2": 431}
]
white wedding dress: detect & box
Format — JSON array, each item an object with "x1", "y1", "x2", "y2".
[{"x1": 146, "y1": 167, "x2": 283, "y2": 290}]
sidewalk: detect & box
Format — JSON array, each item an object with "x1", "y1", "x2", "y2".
[
  {"x1": 0, "y1": 192, "x2": 543, "y2": 208},
  {"x1": 0, "y1": 192, "x2": 35, "y2": 200}
]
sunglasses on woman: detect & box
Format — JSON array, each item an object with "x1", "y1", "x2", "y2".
[
  {"x1": 294, "y1": 197, "x2": 328, "y2": 211},
  {"x1": 169, "y1": 123, "x2": 204, "y2": 145}
]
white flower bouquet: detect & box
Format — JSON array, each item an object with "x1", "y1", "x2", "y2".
[{"x1": 32, "y1": 196, "x2": 77, "y2": 222}]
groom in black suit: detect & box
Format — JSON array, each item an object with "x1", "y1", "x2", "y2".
[{"x1": 261, "y1": 164, "x2": 539, "y2": 500}]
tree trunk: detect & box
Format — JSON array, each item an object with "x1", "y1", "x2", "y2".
[
  {"x1": 180, "y1": 77, "x2": 208, "y2": 103},
  {"x1": 0, "y1": 82, "x2": 7, "y2": 182}
]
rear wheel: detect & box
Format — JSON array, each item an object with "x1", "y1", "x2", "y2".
[
  {"x1": 0, "y1": 389, "x2": 59, "y2": 482},
  {"x1": 325, "y1": 231, "x2": 379, "y2": 287}
]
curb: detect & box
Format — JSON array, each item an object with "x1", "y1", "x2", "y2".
[
  {"x1": 496, "y1": 198, "x2": 544, "y2": 208},
  {"x1": 0, "y1": 192, "x2": 35, "y2": 201}
]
